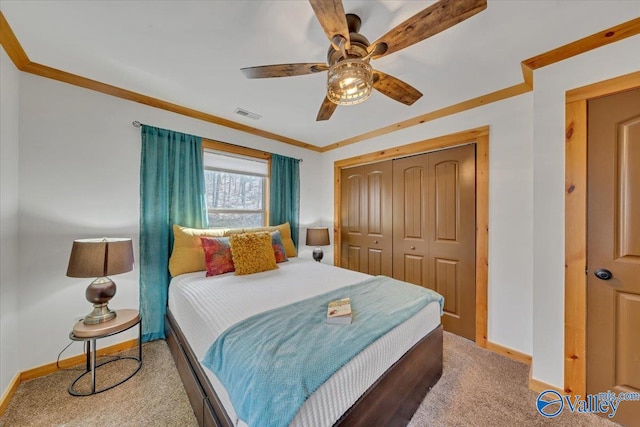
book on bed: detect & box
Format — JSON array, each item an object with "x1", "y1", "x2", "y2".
[{"x1": 327, "y1": 297, "x2": 352, "y2": 325}]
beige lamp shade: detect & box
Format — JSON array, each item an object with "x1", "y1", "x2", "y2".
[
  {"x1": 306, "y1": 228, "x2": 330, "y2": 247},
  {"x1": 67, "y1": 238, "x2": 134, "y2": 278}
]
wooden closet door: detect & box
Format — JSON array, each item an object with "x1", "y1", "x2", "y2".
[
  {"x1": 392, "y1": 155, "x2": 430, "y2": 286},
  {"x1": 340, "y1": 161, "x2": 393, "y2": 276},
  {"x1": 428, "y1": 145, "x2": 476, "y2": 339},
  {"x1": 393, "y1": 145, "x2": 476, "y2": 340}
]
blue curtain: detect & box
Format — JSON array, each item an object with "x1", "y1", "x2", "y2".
[
  {"x1": 139, "y1": 125, "x2": 208, "y2": 342},
  {"x1": 269, "y1": 154, "x2": 300, "y2": 249}
]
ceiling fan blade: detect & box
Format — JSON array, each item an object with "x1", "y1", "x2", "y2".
[
  {"x1": 371, "y1": 0, "x2": 487, "y2": 59},
  {"x1": 373, "y1": 71, "x2": 423, "y2": 106},
  {"x1": 309, "y1": 0, "x2": 351, "y2": 50},
  {"x1": 241, "y1": 63, "x2": 328, "y2": 79},
  {"x1": 316, "y1": 96, "x2": 338, "y2": 121}
]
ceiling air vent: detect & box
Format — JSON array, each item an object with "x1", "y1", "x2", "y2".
[{"x1": 234, "y1": 108, "x2": 261, "y2": 120}]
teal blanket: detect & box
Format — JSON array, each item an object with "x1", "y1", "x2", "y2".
[{"x1": 201, "y1": 275, "x2": 444, "y2": 427}]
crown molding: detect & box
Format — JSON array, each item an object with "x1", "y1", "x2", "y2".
[
  {"x1": 0, "y1": 12, "x2": 318, "y2": 153},
  {"x1": 2, "y1": 11, "x2": 638, "y2": 153}
]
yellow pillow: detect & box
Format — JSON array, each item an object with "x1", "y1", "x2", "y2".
[
  {"x1": 229, "y1": 232, "x2": 278, "y2": 275},
  {"x1": 228, "y1": 222, "x2": 297, "y2": 258},
  {"x1": 168, "y1": 224, "x2": 226, "y2": 277}
]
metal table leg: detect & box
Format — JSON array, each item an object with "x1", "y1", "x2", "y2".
[{"x1": 91, "y1": 338, "x2": 97, "y2": 394}]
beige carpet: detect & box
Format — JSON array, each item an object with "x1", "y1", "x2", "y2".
[
  {"x1": 409, "y1": 332, "x2": 618, "y2": 426},
  {"x1": 0, "y1": 341, "x2": 196, "y2": 426},
  {"x1": 1, "y1": 333, "x2": 619, "y2": 426}
]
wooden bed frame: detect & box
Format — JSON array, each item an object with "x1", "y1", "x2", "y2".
[{"x1": 165, "y1": 309, "x2": 443, "y2": 427}]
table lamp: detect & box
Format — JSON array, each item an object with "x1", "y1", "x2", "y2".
[
  {"x1": 306, "y1": 227, "x2": 330, "y2": 262},
  {"x1": 67, "y1": 238, "x2": 134, "y2": 325}
]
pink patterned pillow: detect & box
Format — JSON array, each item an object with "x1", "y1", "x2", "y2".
[
  {"x1": 200, "y1": 237, "x2": 234, "y2": 276},
  {"x1": 271, "y1": 230, "x2": 289, "y2": 263}
]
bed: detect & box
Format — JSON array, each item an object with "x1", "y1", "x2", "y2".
[{"x1": 163, "y1": 225, "x2": 444, "y2": 427}]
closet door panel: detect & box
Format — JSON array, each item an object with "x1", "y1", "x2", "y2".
[
  {"x1": 340, "y1": 161, "x2": 393, "y2": 276},
  {"x1": 368, "y1": 249, "x2": 383, "y2": 276},
  {"x1": 403, "y1": 254, "x2": 425, "y2": 286},
  {"x1": 435, "y1": 258, "x2": 459, "y2": 316},
  {"x1": 392, "y1": 145, "x2": 476, "y2": 340},
  {"x1": 346, "y1": 174, "x2": 362, "y2": 233},
  {"x1": 341, "y1": 171, "x2": 366, "y2": 272},
  {"x1": 392, "y1": 157, "x2": 429, "y2": 286},
  {"x1": 434, "y1": 161, "x2": 459, "y2": 241},
  {"x1": 428, "y1": 145, "x2": 476, "y2": 339},
  {"x1": 403, "y1": 167, "x2": 424, "y2": 239},
  {"x1": 365, "y1": 162, "x2": 393, "y2": 276},
  {"x1": 367, "y1": 172, "x2": 383, "y2": 235},
  {"x1": 347, "y1": 246, "x2": 362, "y2": 272}
]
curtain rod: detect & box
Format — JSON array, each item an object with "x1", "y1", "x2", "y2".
[{"x1": 131, "y1": 121, "x2": 302, "y2": 162}]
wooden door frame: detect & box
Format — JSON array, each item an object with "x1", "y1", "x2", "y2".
[
  {"x1": 564, "y1": 71, "x2": 640, "y2": 396},
  {"x1": 333, "y1": 126, "x2": 490, "y2": 347}
]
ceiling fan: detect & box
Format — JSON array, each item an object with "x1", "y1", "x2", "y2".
[{"x1": 241, "y1": 0, "x2": 487, "y2": 121}]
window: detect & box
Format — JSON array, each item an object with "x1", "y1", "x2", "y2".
[{"x1": 203, "y1": 150, "x2": 268, "y2": 229}]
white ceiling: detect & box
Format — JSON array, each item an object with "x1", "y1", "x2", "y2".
[{"x1": 1, "y1": 1, "x2": 639, "y2": 147}]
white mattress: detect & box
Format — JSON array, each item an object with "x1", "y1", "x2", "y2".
[{"x1": 168, "y1": 258, "x2": 441, "y2": 426}]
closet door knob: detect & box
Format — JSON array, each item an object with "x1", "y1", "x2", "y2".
[{"x1": 410, "y1": 246, "x2": 416, "y2": 250}]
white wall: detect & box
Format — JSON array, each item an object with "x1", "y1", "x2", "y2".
[
  {"x1": 0, "y1": 47, "x2": 21, "y2": 395},
  {"x1": 16, "y1": 73, "x2": 320, "y2": 372},
  {"x1": 320, "y1": 94, "x2": 535, "y2": 356},
  {"x1": 0, "y1": 46, "x2": 21, "y2": 395},
  {"x1": 531, "y1": 35, "x2": 640, "y2": 387}
]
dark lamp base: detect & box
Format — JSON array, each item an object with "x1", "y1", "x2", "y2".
[
  {"x1": 84, "y1": 277, "x2": 117, "y2": 324},
  {"x1": 312, "y1": 248, "x2": 324, "y2": 262}
]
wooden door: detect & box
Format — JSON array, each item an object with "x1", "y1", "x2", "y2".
[
  {"x1": 392, "y1": 155, "x2": 429, "y2": 286},
  {"x1": 340, "y1": 161, "x2": 393, "y2": 276},
  {"x1": 393, "y1": 145, "x2": 476, "y2": 340},
  {"x1": 587, "y1": 87, "x2": 640, "y2": 426}
]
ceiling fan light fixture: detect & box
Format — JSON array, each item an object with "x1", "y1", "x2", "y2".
[{"x1": 327, "y1": 58, "x2": 373, "y2": 106}]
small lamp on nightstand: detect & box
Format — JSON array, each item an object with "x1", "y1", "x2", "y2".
[
  {"x1": 306, "y1": 227, "x2": 330, "y2": 262},
  {"x1": 67, "y1": 238, "x2": 134, "y2": 325}
]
